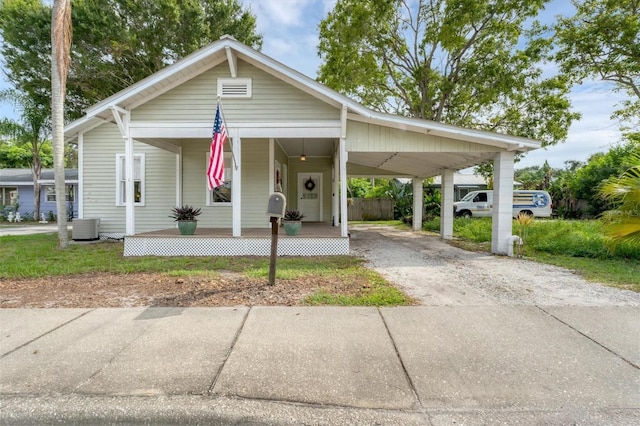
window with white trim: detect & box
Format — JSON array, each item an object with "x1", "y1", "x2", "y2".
[
  {"x1": 1, "y1": 187, "x2": 18, "y2": 205},
  {"x1": 206, "y1": 152, "x2": 232, "y2": 205},
  {"x1": 45, "y1": 185, "x2": 75, "y2": 202},
  {"x1": 116, "y1": 153, "x2": 145, "y2": 206}
]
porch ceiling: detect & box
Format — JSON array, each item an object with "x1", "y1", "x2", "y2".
[
  {"x1": 347, "y1": 151, "x2": 496, "y2": 178},
  {"x1": 135, "y1": 135, "x2": 499, "y2": 178},
  {"x1": 276, "y1": 138, "x2": 334, "y2": 158},
  {"x1": 274, "y1": 138, "x2": 500, "y2": 177}
]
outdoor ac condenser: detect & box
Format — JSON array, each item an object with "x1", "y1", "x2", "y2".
[{"x1": 72, "y1": 219, "x2": 100, "y2": 241}]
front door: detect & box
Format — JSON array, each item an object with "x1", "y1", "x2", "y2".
[{"x1": 298, "y1": 173, "x2": 322, "y2": 221}]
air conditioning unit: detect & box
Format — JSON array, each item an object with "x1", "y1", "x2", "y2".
[{"x1": 72, "y1": 219, "x2": 100, "y2": 241}]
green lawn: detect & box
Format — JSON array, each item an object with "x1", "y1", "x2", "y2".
[
  {"x1": 2, "y1": 218, "x2": 637, "y2": 305},
  {"x1": 0, "y1": 233, "x2": 412, "y2": 306}
]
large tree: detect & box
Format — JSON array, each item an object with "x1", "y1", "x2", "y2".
[
  {"x1": 570, "y1": 133, "x2": 640, "y2": 216},
  {"x1": 555, "y1": 0, "x2": 640, "y2": 124},
  {"x1": 318, "y1": 0, "x2": 579, "y2": 147},
  {"x1": 514, "y1": 161, "x2": 554, "y2": 190},
  {"x1": 0, "y1": 0, "x2": 263, "y2": 120}
]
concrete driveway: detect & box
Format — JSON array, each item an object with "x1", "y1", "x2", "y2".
[{"x1": 0, "y1": 223, "x2": 64, "y2": 236}]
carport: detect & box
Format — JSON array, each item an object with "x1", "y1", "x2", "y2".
[{"x1": 339, "y1": 111, "x2": 539, "y2": 255}]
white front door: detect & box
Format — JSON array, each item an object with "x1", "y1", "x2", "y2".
[{"x1": 298, "y1": 173, "x2": 322, "y2": 222}]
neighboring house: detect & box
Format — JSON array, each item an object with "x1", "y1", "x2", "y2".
[
  {"x1": 63, "y1": 36, "x2": 541, "y2": 256},
  {"x1": 430, "y1": 173, "x2": 522, "y2": 201},
  {"x1": 0, "y1": 168, "x2": 78, "y2": 220}
]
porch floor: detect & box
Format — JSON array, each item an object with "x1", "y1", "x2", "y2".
[{"x1": 137, "y1": 222, "x2": 343, "y2": 238}]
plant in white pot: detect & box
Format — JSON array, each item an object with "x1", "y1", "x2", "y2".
[
  {"x1": 169, "y1": 205, "x2": 202, "y2": 235},
  {"x1": 282, "y1": 209, "x2": 304, "y2": 236}
]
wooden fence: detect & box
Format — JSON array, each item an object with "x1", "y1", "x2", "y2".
[{"x1": 347, "y1": 198, "x2": 394, "y2": 221}]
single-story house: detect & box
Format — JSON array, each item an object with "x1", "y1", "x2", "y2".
[
  {"x1": 0, "y1": 168, "x2": 78, "y2": 220},
  {"x1": 64, "y1": 36, "x2": 541, "y2": 256}
]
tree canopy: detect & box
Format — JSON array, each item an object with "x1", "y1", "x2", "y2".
[
  {"x1": 0, "y1": 0, "x2": 263, "y2": 120},
  {"x1": 555, "y1": 0, "x2": 640, "y2": 124},
  {"x1": 318, "y1": 0, "x2": 579, "y2": 147}
]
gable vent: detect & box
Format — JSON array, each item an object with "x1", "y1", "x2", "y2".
[{"x1": 217, "y1": 78, "x2": 252, "y2": 98}]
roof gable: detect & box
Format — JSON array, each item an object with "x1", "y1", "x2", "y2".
[
  {"x1": 65, "y1": 36, "x2": 540, "y2": 152},
  {"x1": 131, "y1": 59, "x2": 339, "y2": 123}
]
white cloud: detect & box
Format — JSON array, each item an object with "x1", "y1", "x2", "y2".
[{"x1": 263, "y1": 33, "x2": 320, "y2": 78}]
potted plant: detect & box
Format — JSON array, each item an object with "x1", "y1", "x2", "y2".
[
  {"x1": 169, "y1": 205, "x2": 202, "y2": 235},
  {"x1": 282, "y1": 209, "x2": 304, "y2": 236}
]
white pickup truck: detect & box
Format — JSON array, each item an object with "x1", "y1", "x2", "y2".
[{"x1": 453, "y1": 190, "x2": 553, "y2": 218}]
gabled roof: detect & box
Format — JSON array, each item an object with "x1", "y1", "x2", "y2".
[{"x1": 64, "y1": 36, "x2": 540, "y2": 153}]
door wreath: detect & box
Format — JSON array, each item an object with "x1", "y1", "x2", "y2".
[{"x1": 304, "y1": 177, "x2": 316, "y2": 191}]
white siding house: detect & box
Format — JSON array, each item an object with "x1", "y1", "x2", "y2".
[{"x1": 64, "y1": 36, "x2": 541, "y2": 256}]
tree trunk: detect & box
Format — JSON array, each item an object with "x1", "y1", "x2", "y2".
[
  {"x1": 51, "y1": 0, "x2": 71, "y2": 248},
  {"x1": 31, "y1": 156, "x2": 42, "y2": 221}
]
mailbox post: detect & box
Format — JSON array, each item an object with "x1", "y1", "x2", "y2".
[{"x1": 266, "y1": 193, "x2": 286, "y2": 286}]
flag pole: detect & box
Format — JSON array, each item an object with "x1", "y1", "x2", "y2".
[{"x1": 217, "y1": 97, "x2": 238, "y2": 170}]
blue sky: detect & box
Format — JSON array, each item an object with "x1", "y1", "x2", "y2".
[{"x1": 1, "y1": 0, "x2": 630, "y2": 170}]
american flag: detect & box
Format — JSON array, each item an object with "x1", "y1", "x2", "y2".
[{"x1": 207, "y1": 104, "x2": 228, "y2": 190}]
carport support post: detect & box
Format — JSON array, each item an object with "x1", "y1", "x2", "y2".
[
  {"x1": 440, "y1": 169, "x2": 454, "y2": 240},
  {"x1": 412, "y1": 178, "x2": 423, "y2": 231},
  {"x1": 491, "y1": 151, "x2": 515, "y2": 254}
]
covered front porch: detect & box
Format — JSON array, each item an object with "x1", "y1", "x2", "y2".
[{"x1": 123, "y1": 222, "x2": 348, "y2": 256}]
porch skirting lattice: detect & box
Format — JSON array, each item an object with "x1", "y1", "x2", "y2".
[{"x1": 123, "y1": 236, "x2": 349, "y2": 256}]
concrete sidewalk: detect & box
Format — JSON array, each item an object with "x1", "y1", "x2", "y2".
[{"x1": 1, "y1": 306, "x2": 639, "y2": 424}]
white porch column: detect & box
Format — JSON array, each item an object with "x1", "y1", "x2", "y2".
[
  {"x1": 110, "y1": 107, "x2": 135, "y2": 235},
  {"x1": 232, "y1": 130, "x2": 242, "y2": 237},
  {"x1": 339, "y1": 105, "x2": 348, "y2": 237},
  {"x1": 77, "y1": 133, "x2": 84, "y2": 218},
  {"x1": 124, "y1": 129, "x2": 135, "y2": 235},
  {"x1": 412, "y1": 178, "x2": 423, "y2": 231},
  {"x1": 269, "y1": 138, "x2": 275, "y2": 193},
  {"x1": 440, "y1": 169, "x2": 454, "y2": 240},
  {"x1": 332, "y1": 146, "x2": 339, "y2": 226},
  {"x1": 491, "y1": 151, "x2": 515, "y2": 254},
  {"x1": 176, "y1": 146, "x2": 182, "y2": 207}
]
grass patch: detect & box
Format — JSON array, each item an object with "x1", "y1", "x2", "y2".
[
  {"x1": 528, "y1": 253, "x2": 640, "y2": 292},
  {"x1": 423, "y1": 217, "x2": 640, "y2": 292},
  {"x1": 0, "y1": 233, "x2": 414, "y2": 306},
  {"x1": 242, "y1": 256, "x2": 361, "y2": 280},
  {"x1": 305, "y1": 270, "x2": 414, "y2": 306},
  {"x1": 0, "y1": 233, "x2": 265, "y2": 277}
]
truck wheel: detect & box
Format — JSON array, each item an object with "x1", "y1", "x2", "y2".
[{"x1": 460, "y1": 211, "x2": 472, "y2": 218}]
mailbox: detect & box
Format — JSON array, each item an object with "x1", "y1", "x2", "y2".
[{"x1": 267, "y1": 192, "x2": 286, "y2": 218}]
